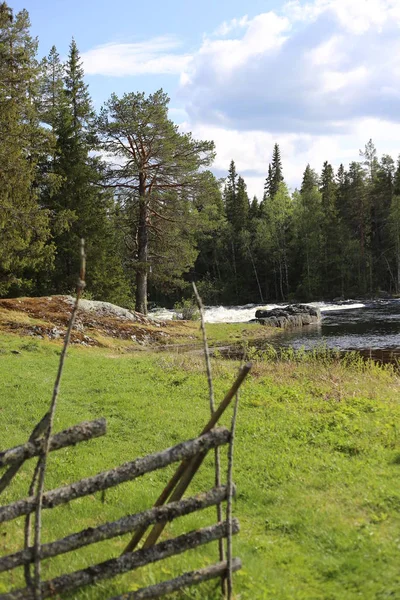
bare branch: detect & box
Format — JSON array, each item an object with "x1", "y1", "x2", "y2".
[{"x1": 32, "y1": 239, "x2": 86, "y2": 599}]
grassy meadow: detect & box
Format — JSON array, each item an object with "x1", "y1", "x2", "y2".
[{"x1": 1, "y1": 332, "x2": 400, "y2": 599}]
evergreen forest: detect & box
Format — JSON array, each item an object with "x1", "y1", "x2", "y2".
[{"x1": 2, "y1": 2, "x2": 400, "y2": 314}]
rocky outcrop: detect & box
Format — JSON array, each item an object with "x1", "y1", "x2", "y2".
[{"x1": 254, "y1": 304, "x2": 321, "y2": 328}]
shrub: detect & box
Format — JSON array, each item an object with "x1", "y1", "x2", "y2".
[{"x1": 173, "y1": 298, "x2": 200, "y2": 321}]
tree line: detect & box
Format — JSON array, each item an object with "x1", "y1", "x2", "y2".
[{"x1": 1, "y1": 3, "x2": 400, "y2": 313}]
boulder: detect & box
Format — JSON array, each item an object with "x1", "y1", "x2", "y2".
[{"x1": 255, "y1": 304, "x2": 321, "y2": 328}]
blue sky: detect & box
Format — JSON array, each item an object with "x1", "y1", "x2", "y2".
[{"x1": 9, "y1": 0, "x2": 400, "y2": 196}]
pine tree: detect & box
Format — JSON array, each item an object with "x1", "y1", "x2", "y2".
[
  {"x1": 370, "y1": 155, "x2": 395, "y2": 291},
  {"x1": 293, "y1": 165, "x2": 323, "y2": 298},
  {"x1": 389, "y1": 157, "x2": 400, "y2": 293},
  {"x1": 259, "y1": 182, "x2": 292, "y2": 300},
  {"x1": 95, "y1": 90, "x2": 215, "y2": 314}
]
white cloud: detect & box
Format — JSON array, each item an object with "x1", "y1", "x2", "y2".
[
  {"x1": 83, "y1": 1, "x2": 400, "y2": 192},
  {"x1": 180, "y1": 0, "x2": 400, "y2": 133},
  {"x1": 183, "y1": 118, "x2": 400, "y2": 200},
  {"x1": 213, "y1": 15, "x2": 249, "y2": 37},
  {"x1": 81, "y1": 37, "x2": 191, "y2": 76}
]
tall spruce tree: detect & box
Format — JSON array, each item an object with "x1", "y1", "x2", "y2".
[
  {"x1": 224, "y1": 160, "x2": 238, "y2": 225},
  {"x1": 389, "y1": 158, "x2": 400, "y2": 293},
  {"x1": 293, "y1": 165, "x2": 323, "y2": 298},
  {"x1": 263, "y1": 143, "x2": 284, "y2": 200},
  {"x1": 0, "y1": 2, "x2": 53, "y2": 295},
  {"x1": 43, "y1": 38, "x2": 128, "y2": 300},
  {"x1": 319, "y1": 162, "x2": 342, "y2": 295},
  {"x1": 258, "y1": 182, "x2": 292, "y2": 300},
  {"x1": 347, "y1": 162, "x2": 371, "y2": 293}
]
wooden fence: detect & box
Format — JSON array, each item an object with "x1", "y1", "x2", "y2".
[{"x1": 0, "y1": 363, "x2": 251, "y2": 600}]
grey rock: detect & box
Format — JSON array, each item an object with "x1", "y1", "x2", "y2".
[{"x1": 255, "y1": 304, "x2": 321, "y2": 328}]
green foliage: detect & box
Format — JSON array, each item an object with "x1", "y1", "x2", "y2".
[
  {"x1": 0, "y1": 2, "x2": 53, "y2": 295},
  {"x1": 173, "y1": 298, "x2": 200, "y2": 321},
  {"x1": 95, "y1": 89, "x2": 215, "y2": 314},
  {"x1": 0, "y1": 0, "x2": 399, "y2": 307}
]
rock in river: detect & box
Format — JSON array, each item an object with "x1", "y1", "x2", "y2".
[{"x1": 254, "y1": 304, "x2": 321, "y2": 328}]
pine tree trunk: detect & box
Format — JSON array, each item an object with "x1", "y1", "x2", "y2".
[{"x1": 135, "y1": 175, "x2": 148, "y2": 315}]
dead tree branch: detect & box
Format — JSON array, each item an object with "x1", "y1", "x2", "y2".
[
  {"x1": 32, "y1": 239, "x2": 86, "y2": 599},
  {"x1": 226, "y1": 391, "x2": 240, "y2": 600},
  {"x1": 192, "y1": 282, "x2": 225, "y2": 577}
]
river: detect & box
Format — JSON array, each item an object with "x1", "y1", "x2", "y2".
[{"x1": 152, "y1": 300, "x2": 400, "y2": 362}]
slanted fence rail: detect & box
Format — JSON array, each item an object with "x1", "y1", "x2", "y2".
[{"x1": 0, "y1": 364, "x2": 250, "y2": 600}]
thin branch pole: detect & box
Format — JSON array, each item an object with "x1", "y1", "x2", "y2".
[
  {"x1": 226, "y1": 391, "x2": 240, "y2": 600},
  {"x1": 123, "y1": 363, "x2": 251, "y2": 554},
  {"x1": 32, "y1": 239, "x2": 86, "y2": 600},
  {"x1": 191, "y1": 282, "x2": 215, "y2": 412},
  {"x1": 109, "y1": 559, "x2": 242, "y2": 600},
  {"x1": 23, "y1": 459, "x2": 41, "y2": 587},
  {"x1": 192, "y1": 282, "x2": 225, "y2": 587}
]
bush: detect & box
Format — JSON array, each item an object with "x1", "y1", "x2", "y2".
[{"x1": 173, "y1": 298, "x2": 200, "y2": 321}]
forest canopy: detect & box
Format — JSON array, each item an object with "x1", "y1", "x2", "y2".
[{"x1": 1, "y1": 1, "x2": 400, "y2": 312}]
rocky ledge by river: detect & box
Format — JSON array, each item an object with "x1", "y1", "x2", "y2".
[{"x1": 253, "y1": 304, "x2": 321, "y2": 328}]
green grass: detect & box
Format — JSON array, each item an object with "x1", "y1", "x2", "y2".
[{"x1": 1, "y1": 332, "x2": 400, "y2": 599}]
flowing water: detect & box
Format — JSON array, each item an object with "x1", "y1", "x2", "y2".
[{"x1": 151, "y1": 299, "x2": 400, "y2": 362}]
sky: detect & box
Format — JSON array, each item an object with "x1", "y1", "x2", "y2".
[{"x1": 10, "y1": 0, "x2": 400, "y2": 197}]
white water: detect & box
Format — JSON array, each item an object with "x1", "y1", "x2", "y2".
[{"x1": 151, "y1": 302, "x2": 366, "y2": 323}]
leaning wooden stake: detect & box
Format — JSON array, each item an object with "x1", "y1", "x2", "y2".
[
  {"x1": 123, "y1": 362, "x2": 251, "y2": 553},
  {"x1": 226, "y1": 390, "x2": 240, "y2": 600},
  {"x1": 192, "y1": 281, "x2": 225, "y2": 580},
  {"x1": 30, "y1": 240, "x2": 86, "y2": 600}
]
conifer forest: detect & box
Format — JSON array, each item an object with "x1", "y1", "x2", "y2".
[{"x1": 2, "y1": 2, "x2": 400, "y2": 314}]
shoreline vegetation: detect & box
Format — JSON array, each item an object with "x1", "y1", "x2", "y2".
[{"x1": 1, "y1": 320, "x2": 400, "y2": 599}]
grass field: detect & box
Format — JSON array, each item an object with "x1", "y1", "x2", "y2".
[{"x1": 1, "y1": 332, "x2": 400, "y2": 599}]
